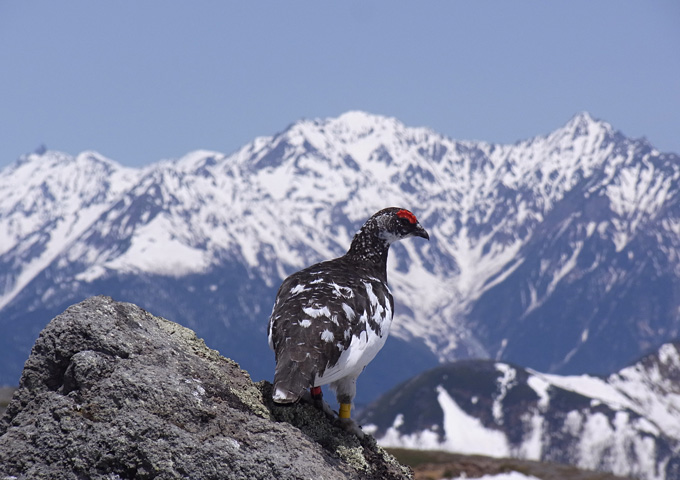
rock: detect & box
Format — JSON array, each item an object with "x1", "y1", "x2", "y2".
[{"x1": 0, "y1": 296, "x2": 412, "y2": 480}]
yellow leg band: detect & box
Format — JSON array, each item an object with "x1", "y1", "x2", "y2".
[{"x1": 339, "y1": 403, "x2": 351, "y2": 419}]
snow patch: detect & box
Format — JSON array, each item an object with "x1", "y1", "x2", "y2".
[{"x1": 377, "y1": 385, "x2": 510, "y2": 458}]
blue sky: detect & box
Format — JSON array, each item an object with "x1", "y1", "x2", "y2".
[{"x1": 1, "y1": 1, "x2": 678, "y2": 169}]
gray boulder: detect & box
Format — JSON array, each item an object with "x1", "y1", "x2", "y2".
[{"x1": 0, "y1": 296, "x2": 411, "y2": 480}]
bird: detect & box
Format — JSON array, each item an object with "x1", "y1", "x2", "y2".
[{"x1": 267, "y1": 207, "x2": 429, "y2": 430}]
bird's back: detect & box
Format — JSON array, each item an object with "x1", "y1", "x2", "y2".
[{"x1": 268, "y1": 255, "x2": 394, "y2": 402}]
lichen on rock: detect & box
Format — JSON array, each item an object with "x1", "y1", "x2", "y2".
[{"x1": 0, "y1": 296, "x2": 412, "y2": 480}]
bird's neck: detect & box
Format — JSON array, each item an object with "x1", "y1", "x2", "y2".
[{"x1": 345, "y1": 224, "x2": 390, "y2": 277}]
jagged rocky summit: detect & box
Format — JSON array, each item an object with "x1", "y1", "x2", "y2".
[{"x1": 0, "y1": 296, "x2": 411, "y2": 480}]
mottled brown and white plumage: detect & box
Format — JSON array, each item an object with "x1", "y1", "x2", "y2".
[{"x1": 267, "y1": 207, "x2": 429, "y2": 424}]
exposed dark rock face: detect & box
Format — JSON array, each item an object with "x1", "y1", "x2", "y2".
[{"x1": 0, "y1": 296, "x2": 411, "y2": 480}]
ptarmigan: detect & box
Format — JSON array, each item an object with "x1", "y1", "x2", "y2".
[{"x1": 267, "y1": 207, "x2": 429, "y2": 429}]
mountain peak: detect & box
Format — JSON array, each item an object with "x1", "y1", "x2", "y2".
[
  {"x1": 328, "y1": 111, "x2": 408, "y2": 137},
  {"x1": 285, "y1": 111, "x2": 406, "y2": 147},
  {"x1": 333, "y1": 110, "x2": 396, "y2": 127},
  {"x1": 74, "y1": 150, "x2": 122, "y2": 168},
  {"x1": 562, "y1": 111, "x2": 614, "y2": 139},
  {"x1": 3, "y1": 149, "x2": 128, "y2": 179}
]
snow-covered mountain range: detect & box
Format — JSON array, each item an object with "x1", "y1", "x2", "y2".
[
  {"x1": 359, "y1": 340, "x2": 680, "y2": 480},
  {"x1": 1, "y1": 111, "x2": 679, "y2": 406}
]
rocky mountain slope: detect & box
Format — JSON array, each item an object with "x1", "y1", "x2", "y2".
[
  {"x1": 358, "y1": 342, "x2": 680, "y2": 480},
  {"x1": 0, "y1": 296, "x2": 411, "y2": 479},
  {"x1": 1, "y1": 112, "x2": 679, "y2": 406}
]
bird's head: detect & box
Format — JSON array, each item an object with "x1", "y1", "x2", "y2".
[
  {"x1": 373, "y1": 207, "x2": 430, "y2": 245},
  {"x1": 346, "y1": 207, "x2": 429, "y2": 265}
]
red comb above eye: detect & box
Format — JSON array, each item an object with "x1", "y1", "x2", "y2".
[{"x1": 396, "y1": 209, "x2": 417, "y2": 224}]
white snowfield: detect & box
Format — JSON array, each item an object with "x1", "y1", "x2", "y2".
[{"x1": 2, "y1": 111, "x2": 674, "y2": 370}]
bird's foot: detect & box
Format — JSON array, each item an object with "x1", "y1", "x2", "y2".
[
  {"x1": 336, "y1": 402, "x2": 365, "y2": 438},
  {"x1": 338, "y1": 417, "x2": 365, "y2": 438},
  {"x1": 305, "y1": 389, "x2": 365, "y2": 437}
]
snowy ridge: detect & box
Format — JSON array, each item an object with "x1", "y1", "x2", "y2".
[
  {"x1": 0, "y1": 151, "x2": 140, "y2": 310},
  {"x1": 360, "y1": 342, "x2": 680, "y2": 480},
  {"x1": 0, "y1": 111, "x2": 679, "y2": 397}
]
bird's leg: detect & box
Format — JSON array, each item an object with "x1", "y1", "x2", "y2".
[
  {"x1": 309, "y1": 386, "x2": 335, "y2": 417},
  {"x1": 311, "y1": 386, "x2": 323, "y2": 402},
  {"x1": 339, "y1": 402, "x2": 351, "y2": 419},
  {"x1": 335, "y1": 390, "x2": 364, "y2": 438}
]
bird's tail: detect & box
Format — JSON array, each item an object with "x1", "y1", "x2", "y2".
[{"x1": 272, "y1": 359, "x2": 313, "y2": 404}]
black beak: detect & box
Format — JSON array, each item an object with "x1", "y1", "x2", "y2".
[{"x1": 414, "y1": 223, "x2": 430, "y2": 241}]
